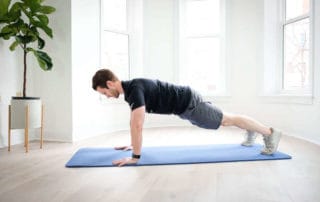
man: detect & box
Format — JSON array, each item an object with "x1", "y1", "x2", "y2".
[{"x1": 92, "y1": 69, "x2": 282, "y2": 167}]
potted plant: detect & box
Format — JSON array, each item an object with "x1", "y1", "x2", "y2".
[{"x1": 0, "y1": 0, "x2": 55, "y2": 152}]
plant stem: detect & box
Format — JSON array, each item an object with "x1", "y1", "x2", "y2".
[{"x1": 23, "y1": 43, "x2": 27, "y2": 97}]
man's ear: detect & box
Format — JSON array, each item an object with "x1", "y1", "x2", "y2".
[{"x1": 106, "y1": 80, "x2": 114, "y2": 89}]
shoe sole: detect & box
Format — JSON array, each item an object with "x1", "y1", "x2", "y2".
[
  {"x1": 241, "y1": 134, "x2": 258, "y2": 147},
  {"x1": 241, "y1": 143, "x2": 254, "y2": 147}
]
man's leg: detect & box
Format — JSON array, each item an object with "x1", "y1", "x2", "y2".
[
  {"x1": 220, "y1": 112, "x2": 272, "y2": 136},
  {"x1": 221, "y1": 112, "x2": 282, "y2": 155}
]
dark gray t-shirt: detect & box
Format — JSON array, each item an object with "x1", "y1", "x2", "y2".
[{"x1": 122, "y1": 79, "x2": 192, "y2": 115}]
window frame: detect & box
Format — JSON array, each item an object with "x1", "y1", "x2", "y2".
[
  {"x1": 99, "y1": 0, "x2": 143, "y2": 104},
  {"x1": 280, "y1": 0, "x2": 314, "y2": 95},
  {"x1": 177, "y1": 0, "x2": 227, "y2": 97},
  {"x1": 100, "y1": 0, "x2": 131, "y2": 80}
]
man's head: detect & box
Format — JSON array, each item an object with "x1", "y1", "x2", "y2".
[{"x1": 92, "y1": 69, "x2": 121, "y2": 98}]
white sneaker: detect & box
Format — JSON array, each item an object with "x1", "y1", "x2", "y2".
[
  {"x1": 241, "y1": 130, "x2": 257, "y2": 147},
  {"x1": 261, "y1": 128, "x2": 282, "y2": 155}
]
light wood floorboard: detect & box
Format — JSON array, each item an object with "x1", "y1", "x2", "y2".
[{"x1": 0, "y1": 127, "x2": 319, "y2": 202}]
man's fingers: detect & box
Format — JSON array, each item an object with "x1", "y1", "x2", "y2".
[
  {"x1": 113, "y1": 159, "x2": 127, "y2": 167},
  {"x1": 124, "y1": 146, "x2": 132, "y2": 151},
  {"x1": 112, "y1": 159, "x2": 122, "y2": 165},
  {"x1": 118, "y1": 158, "x2": 134, "y2": 167},
  {"x1": 112, "y1": 157, "x2": 137, "y2": 167},
  {"x1": 114, "y1": 146, "x2": 132, "y2": 150},
  {"x1": 114, "y1": 146, "x2": 126, "y2": 150},
  {"x1": 112, "y1": 158, "x2": 127, "y2": 166},
  {"x1": 118, "y1": 161, "x2": 126, "y2": 167}
]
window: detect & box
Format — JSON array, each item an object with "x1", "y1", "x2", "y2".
[
  {"x1": 263, "y1": 0, "x2": 313, "y2": 100},
  {"x1": 282, "y1": 0, "x2": 312, "y2": 92},
  {"x1": 179, "y1": 0, "x2": 226, "y2": 96},
  {"x1": 101, "y1": 0, "x2": 130, "y2": 80}
]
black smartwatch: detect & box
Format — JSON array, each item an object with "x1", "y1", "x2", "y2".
[{"x1": 132, "y1": 153, "x2": 141, "y2": 159}]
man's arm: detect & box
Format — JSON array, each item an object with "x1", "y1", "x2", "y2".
[
  {"x1": 130, "y1": 106, "x2": 145, "y2": 156},
  {"x1": 112, "y1": 106, "x2": 145, "y2": 167}
]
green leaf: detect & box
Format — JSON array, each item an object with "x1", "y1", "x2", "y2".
[
  {"x1": 38, "y1": 5, "x2": 55, "y2": 14},
  {"x1": 1, "y1": 33, "x2": 10, "y2": 39},
  {"x1": 31, "y1": 20, "x2": 52, "y2": 37},
  {"x1": 1, "y1": 24, "x2": 12, "y2": 32},
  {"x1": 37, "y1": 36, "x2": 44, "y2": 49},
  {"x1": 7, "y1": 2, "x2": 22, "y2": 21},
  {"x1": 26, "y1": 47, "x2": 34, "y2": 52},
  {"x1": 19, "y1": 5, "x2": 34, "y2": 22},
  {"x1": 0, "y1": 0, "x2": 11, "y2": 17},
  {"x1": 0, "y1": 16, "x2": 10, "y2": 23},
  {"x1": 20, "y1": 26, "x2": 29, "y2": 35},
  {"x1": 33, "y1": 50, "x2": 53, "y2": 70},
  {"x1": 23, "y1": 0, "x2": 41, "y2": 13},
  {"x1": 36, "y1": 14, "x2": 48, "y2": 25},
  {"x1": 16, "y1": 35, "x2": 33, "y2": 44},
  {"x1": 28, "y1": 26, "x2": 39, "y2": 38},
  {"x1": 9, "y1": 40, "x2": 19, "y2": 51},
  {"x1": 0, "y1": 25, "x2": 14, "y2": 39},
  {"x1": 30, "y1": 26, "x2": 39, "y2": 34},
  {"x1": 0, "y1": 4, "x2": 13, "y2": 24},
  {"x1": 0, "y1": 31, "x2": 12, "y2": 39},
  {"x1": 10, "y1": 19, "x2": 25, "y2": 33}
]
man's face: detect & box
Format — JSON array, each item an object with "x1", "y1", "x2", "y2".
[{"x1": 97, "y1": 86, "x2": 120, "y2": 98}]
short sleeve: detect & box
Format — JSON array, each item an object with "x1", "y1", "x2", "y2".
[{"x1": 127, "y1": 87, "x2": 145, "y2": 111}]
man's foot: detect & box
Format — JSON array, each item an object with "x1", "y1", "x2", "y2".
[
  {"x1": 261, "y1": 128, "x2": 282, "y2": 155},
  {"x1": 241, "y1": 130, "x2": 257, "y2": 147}
]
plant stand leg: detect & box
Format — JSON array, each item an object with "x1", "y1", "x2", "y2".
[
  {"x1": 40, "y1": 104, "x2": 44, "y2": 149},
  {"x1": 25, "y1": 105, "x2": 29, "y2": 153},
  {"x1": 8, "y1": 105, "x2": 11, "y2": 152}
]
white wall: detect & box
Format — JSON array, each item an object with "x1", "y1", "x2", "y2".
[
  {"x1": 143, "y1": 0, "x2": 175, "y2": 82},
  {"x1": 71, "y1": 0, "x2": 188, "y2": 142},
  {"x1": 215, "y1": 0, "x2": 320, "y2": 144},
  {"x1": 0, "y1": 39, "x2": 25, "y2": 147},
  {"x1": 1, "y1": 0, "x2": 319, "y2": 148},
  {"x1": 140, "y1": 0, "x2": 320, "y2": 144},
  {"x1": 32, "y1": 0, "x2": 73, "y2": 142},
  {"x1": 142, "y1": 0, "x2": 190, "y2": 127},
  {"x1": 71, "y1": 0, "x2": 133, "y2": 141}
]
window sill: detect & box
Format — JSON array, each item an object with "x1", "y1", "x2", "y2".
[{"x1": 258, "y1": 94, "x2": 314, "y2": 105}]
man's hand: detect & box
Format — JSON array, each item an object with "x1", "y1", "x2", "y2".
[
  {"x1": 114, "y1": 145, "x2": 133, "y2": 151},
  {"x1": 112, "y1": 157, "x2": 139, "y2": 167}
]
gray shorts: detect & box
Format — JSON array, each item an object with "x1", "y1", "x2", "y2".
[{"x1": 178, "y1": 90, "x2": 223, "y2": 129}]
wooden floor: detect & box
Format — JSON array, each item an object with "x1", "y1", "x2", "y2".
[{"x1": 0, "y1": 126, "x2": 319, "y2": 202}]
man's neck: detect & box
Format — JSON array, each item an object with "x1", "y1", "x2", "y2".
[{"x1": 116, "y1": 81, "x2": 124, "y2": 94}]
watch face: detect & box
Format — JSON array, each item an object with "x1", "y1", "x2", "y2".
[{"x1": 132, "y1": 154, "x2": 141, "y2": 159}]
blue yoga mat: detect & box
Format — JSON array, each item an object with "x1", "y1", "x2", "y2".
[{"x1": 65, "y1": 144, "x2": 291, "y2": 167}]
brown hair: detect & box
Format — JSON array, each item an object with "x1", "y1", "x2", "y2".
[{"x1": 92, "y1": 69, "x2": 119, "y2": 90}]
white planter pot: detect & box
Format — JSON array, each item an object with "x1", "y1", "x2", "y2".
[{"x1": 10, "y1": 97, "x2": 42, "y2": 129}]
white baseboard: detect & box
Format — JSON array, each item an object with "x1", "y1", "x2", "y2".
[{"x1": 285, "y1": 133, "x2": 320, "y2": 146}]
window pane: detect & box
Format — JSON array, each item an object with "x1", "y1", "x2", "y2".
[
  {"x1": 185, "y1": 0, "x2": 220, "y2": 36},
  {"x1": 101, "y1": 31, "x2": 129, "y2": 80},
  {"x1": 181, "y1": 37, "x2": 221, "y2": 95},
  {"x1": 283, "y1": 18, "x2": 310, "y2": 90},
  {"x1": 103, "y1": 0, "x2": 127, "y2": 31},
  {"x1": 286, "y1": 0, "x2": 309, "y2": 20}
]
